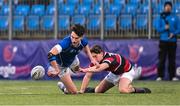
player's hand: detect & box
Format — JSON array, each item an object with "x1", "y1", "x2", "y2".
[
  {"x1": 91, "y1": 59, "x2": 100, "y2": 68},
  {"x1": 47, "y1": 70, "x2": 60, "y2": 77},
  {"x1": 78, "y1": 91, "x2": 84, "y2": 94},
  {"x1": 169, "y1": 33, "x2": 174, "y2": 39},
  {"x1": 165, "y1": 24, "x2": 169, "y2": 30},
  {"x1": 79, "y1": 68, "x2": 88, "y2": 73}
]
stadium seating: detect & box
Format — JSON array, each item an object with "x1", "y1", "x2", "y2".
[
  {"x1": 71, "y1": 15, "x2": 86, "y2": 26},
  {"x1": 123, "y1": 4, "x2": 138, "y2": 17},
  {"x1": 76, "y1": 4, "x2": 91, "y2": 16},
  {"x1": 13, "y1": 16, "x2": 25, "y2": 31},
  {"x1": 91, "y1": 4, "x2": 101, "y2": 15},
  {"x1": 41, "y1": 16, "x2": 54, "y2": 31},
  {"x1": 46, "y1": 4, "x2": 55, "y2": 15},
  {"x1": 104, "y1": 15, "x2": 117, "y2": 31},
  {"x1": 104, "y1": 0, "x2": 110, "y2": 4},
  {"x1": 119, "y1": 14, "x2": 132, "y2": 30},
  {"x1": 87, "y1": 15, "x2": 100, "y2": 30},
  {"x1": 81, "y1": 0, "x2": 94, "y2": 5},
  {"x1": 95, "y1": 0, "x2": 110, "y2": 5},
  {"x1": 144, "y1": 0, "x2": 158, "y2": 4},
  {"x1": 138, "y1": 4, "x2": 149, "y2": 14},
  {"x1": 1, "y1": 0, "x2": 180, "y2": 34},
  {"x1": 173, "y1": 3, "x2": 180, "y2": 13},
  {"x1": 0, "y1": 0, "x2": 3, "y2": 6},
  {"x1": 159, "y1": 0, "x2": 174, "y2": 4},
  {"x1": 26, "y1": 16, "x2": 40, "y2": 31},
  {"x1": 58, "y1": 15, "x2": 70, "y2": 31},
  {"x1": 58, "y1": 0, "x2": 64, "y2": 4},
  {"x1": 129, "y1": 0, "x2": 141, "y2": 5},
  {"x1": 107, "y1": 4, "x2": 122, "y2": 16},
  {"x1": 152, "y1": 15, "x2": 159, "y2": 29},
  {"x1": 66, "y1": 0, "x2": 79, "y2": 5},
  {"x1": 135, "y1": 14, "x2": 148, "y2": 29},
  {"x1": 59, "y1": 4, "x2": 75, "y2": 16},
  {"x1": 0, "y1": 16, "x2": 8, "y2": 31},
  {"x1": 14, "y1": 5, "x2": 30, "y2": 16},
  {"x1": 153, "y1": 4, "x2": 163, "y2": 14},
  {"x1": 0, "y1": 5, "x2": 9, "y2": 15},
  {"x1": 31, "y1": 5, "x2": 45, "y2": 16},
  {"x1": 113, "y1": 0, "x2": 126, "y2": 4}
]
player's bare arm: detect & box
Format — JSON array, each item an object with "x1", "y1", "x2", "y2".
[
  {"x1": 80, "y1": 72, "x2": 93, "y2": 93},
  {"x1": 83, "y1": 45, "x2": 99, "y2": 67},
  {"x1": 81, "y1": 63, "x2": 109, "y2": 73},
  {"x1": 47, "y1": 45, "x2": 61, "y2": 77}
]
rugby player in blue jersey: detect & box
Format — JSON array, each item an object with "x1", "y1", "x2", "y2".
[{"x1": 47, "y1": 24, "x2": 98, "y2": 94}]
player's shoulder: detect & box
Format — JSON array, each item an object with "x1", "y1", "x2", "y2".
[
  {"x1": 81, "y1": 36, "x2": 88, "y2": 46},
  {"x1": 61, "y1": 36, "x2": 71, "y2": 42},
  {"x1": 102, "y1": 52, "x2": 117, "y2": 62},
  {"x1": 58, "y1": 35, "x2": 71, "y2": 49}
]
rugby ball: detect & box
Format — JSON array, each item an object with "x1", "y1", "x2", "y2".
[{"x1": 31, "y1": 65, "x2": 45, "y2": 80}]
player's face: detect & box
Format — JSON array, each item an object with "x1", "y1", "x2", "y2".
[
  {"x1": 164, "y1": 5, "x2": 172, "y2": 13},
  {"x1": 92, "y1": 52, "x2": 103, "y2": 63},
  {"x1": 71, "y1": 31, "x2": 82, "y2": 47}
]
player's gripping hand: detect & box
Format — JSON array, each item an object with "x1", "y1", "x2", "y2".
[
  {"x1": 47, "y1": 70, "x2": 60, "y2": 77},
  {"x1": 79, "y1": 68, "x2": 89, "y2": 73},
  {"x1": 91, "y1": 59, "x2": 100, "y2": 68}
]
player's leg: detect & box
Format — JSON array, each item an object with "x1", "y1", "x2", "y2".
[
  {"x1": 95, "y1": 72, "x2": 119, "y2": 93},
  {"x1": 119, "y1": 68, "x2": 151, "y2": 94},
  {"x1": 48, "y1": 65, "x2": 77, "y2": 94},
  {"x1": 83, "y1": 72, "x2": 117, "y2": 93},
  {"x1": 119, "y1": 77, "x2": 134, "y2": 93},
  {"x1": 95, "y1": 79, "x2": 114, "y2": 93},
  {"x1": 59, "y1": 68, "x2": 78, "y2": 94},
  {"x1": 69, "y1": 56, "x2": 80, "y2": 73},
  {"x1": 57, "y1": 57, "x2": 80, "y2": 94}
]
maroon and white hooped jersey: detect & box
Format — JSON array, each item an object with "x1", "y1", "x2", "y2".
[{"x1": 99, "y1": 52, "x2": 132, "y2": 75}]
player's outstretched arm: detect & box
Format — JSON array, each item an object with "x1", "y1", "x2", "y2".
[
  {"x1": 80, "y1": 72, "x2": 93, "y2": 93},
  {"x1": 83, "y1": 45, "x2": 99, "y2": 67},
  {"x1": 81, "y1": 63, "x2": 109, "y2": 73}
]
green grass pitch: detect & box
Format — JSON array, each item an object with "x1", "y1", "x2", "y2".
[{"x1": 0, "y1": 80, "x2": 180, "y2": 105}]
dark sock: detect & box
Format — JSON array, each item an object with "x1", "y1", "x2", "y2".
[
  {"x1": 133, "y1": 87, "x2": 151, "y2": 93},
  {"x1": 84, "y1": 87, "x2": 95, "y2": 93}
]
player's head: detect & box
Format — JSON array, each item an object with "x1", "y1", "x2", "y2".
[
  {"x1": 70, "y1": 24, "x2": 86, "y2": 47},
  {"x1": 90, "y1": 45, "x2": 104, "y2": 62},
  {"x1": 164, "y1": 1, "x2": 172, "y2": 13}
]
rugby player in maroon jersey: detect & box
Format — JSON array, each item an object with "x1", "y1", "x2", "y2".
[{"x1": 79, "y1": 45, "x2": 151, "y2": 94}]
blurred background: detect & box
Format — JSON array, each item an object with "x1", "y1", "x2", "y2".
[
  {"x1": 1, "y1": 0, "x2": 180, "y2": 40},
  {"x1": 0, "y1": 0, "x2": 180, "y2": 80}
]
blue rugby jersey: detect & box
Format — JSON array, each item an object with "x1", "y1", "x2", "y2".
[{"x1": 55, "y1": 35, "x2": 88, "y2": 67}]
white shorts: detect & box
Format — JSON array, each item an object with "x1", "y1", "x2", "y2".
[
  {"x1": 104, "y1": 68, "x2": 136, "y2": 85},
  {"x1": 48, "y1": 56, "x2": 80, "y2": 78}
]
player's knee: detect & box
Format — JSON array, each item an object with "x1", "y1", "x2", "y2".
[
  {"x1": 68, "y1": 90, "x2": 78, "y2": 94},
  {"x1": 95, "y1": 86, "x2": 102, "y2": 93},
  {"x1": 95, "y1": 86, "x2": 105, "y2": 93},
  {"x1": 66, "y1": 87, "x2": 78, "y2": 94},
  {"x1": 119, "y1": 87, "x2": 131, "y2": 94}
]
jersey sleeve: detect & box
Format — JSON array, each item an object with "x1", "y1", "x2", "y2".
[
  {"x1": 102, "y1": 57, "x2": 115, "y2": 66},
  {"x1": 58, "y1": 36, "x2": 70, "y2": 50},
  {"x1": 81, "y1": 37, "x2": 88, "y2": 47}
]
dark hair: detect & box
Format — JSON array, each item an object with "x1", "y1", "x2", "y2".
[
  {"x1": 90, "y1": 45, "x2": 103, "y2": 54},
  {"x1": 71, "y1": 24, "x2": 86, "y2": 37},
  {"x1": 164, "y1": 1, "x2": 172, "y2": 8}
]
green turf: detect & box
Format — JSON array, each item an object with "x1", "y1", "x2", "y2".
[{"x1": 0, "y1": 80, "x2": 180, "y2": 105}]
